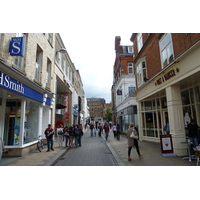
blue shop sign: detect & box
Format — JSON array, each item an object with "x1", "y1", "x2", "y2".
[
  {"x1": 9, "y1": 37, "x2": 25, "y2": 56},
  {"x1": 0, "y1": 71, "x2": 51, "y2": 105}
]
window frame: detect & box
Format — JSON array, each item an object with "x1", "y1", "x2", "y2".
[
  {"x1": 46, "y1": 58, "x2": 51, "y2": 88},
  {"x1": 128, "y1": 62, "x2": 133, "y2": 75},
  {"x1": 136, "y1": 59, "x2": 147, "y2": 87},
  {"x1": 137, "y1": 33, "x2": 143, "y2": 52},
  {"x1": 127, "y1": 46, "x2": 133, "y2": 53},
  {"x1": 159, "y1": 33, "x2": 174, "y2": 68}
]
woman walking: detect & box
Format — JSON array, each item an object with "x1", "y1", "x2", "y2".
[{"x1": 127, "y1": 123, "x2": 143, "y2": 161}]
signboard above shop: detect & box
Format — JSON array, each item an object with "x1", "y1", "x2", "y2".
[{"x1": 9, "y1": 37, "x2": 25, "y2": 56}]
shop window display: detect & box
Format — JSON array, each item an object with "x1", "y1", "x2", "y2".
[
  {"x1": 3, "y1": 98, "x2": 40, "y2": 146},
  {"x1": 24, "y1": 100, "x2": 40, "y2": 144}
]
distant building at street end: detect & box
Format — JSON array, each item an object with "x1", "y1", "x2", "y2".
[{"x1": 87, "y1": 97, "x2": 105, "y2": 122}]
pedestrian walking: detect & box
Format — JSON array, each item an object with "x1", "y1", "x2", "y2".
[
  {"x1": 64, "y1": 126, "x2": 70, "y2": 147},
  {"x1": 90, "y1": 123, "x2": 94, "y2": 137},
  {"x1": 98, "y1": 124, "x2": 103, "y2": 137},
  {"x1": 112, "y1": 124, "x2": 117, "y2": 138},
  {"x1": 69, "y1": 126, "x2": 74, "y2": 147},
  {"x1": 44, "y1": 124, "x2": 54, "y2": 152},
  {"x1": 57, "y1": 124, "x2": 64, "y2": 147},
  {"x1": 127, "y1": 123, "x2": 143, "y2": 161},
  {"x1": 73, "y1": 125, "x2": 79, "y2": 148},
  {"x1": 77, "y1": 124, "x2": 83, "y2": 147},
  {"x1": 116, "y1": 124, "x2": 121, "y2": 140},
  {"x1": 103, "y1": 123, "x2": 110, "y2": 140}
]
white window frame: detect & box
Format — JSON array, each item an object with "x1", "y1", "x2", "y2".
[
  {"x1": 136, "y1": 59, "x2": 147, "y2": 87},
  {"x1": 159, "y1": 33, "x2": 174, "y2": 68},
  {"x1": 46, "y1": 59, "x2": 51, "y2": 88},
  {"x1": 35, "y1": 62, "x2": 41, "y2": 82},
  {"x1": 35, "y1": 46, "x2": 43, "y2": 82},
  {"x1": 48, "y1": 33, "x2": 53, "y2": 45},
  {"x1": 127, "y1": 46, "x2": 133, "y2": 53},
  {"x1": 137, "y1": 33, "x2": 143, "y2": 52},
  {"x1": 57, "y1": 52, "x2": 62, "y2": 67},
  {"x1": 63, "y1": 58, "x2": 66, "y2": 75},
  {"x1": 128, "y1": 62, "x2": 133, "y2": 75}
]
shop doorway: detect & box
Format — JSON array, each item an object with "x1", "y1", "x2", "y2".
[{"x1": 4, "y1": 99, "x2": 21, "y2": 146}]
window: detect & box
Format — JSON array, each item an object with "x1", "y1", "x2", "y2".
[
  {"x1": 57, "y1": 52, "x2": 62, "y2": 67},
  {"x1": 127, "y1": 46, "x2": 133, "y2": 53},
  {"x1": 159, "y1": 33, "x2": 174, "y2": 68},
  {"x1": 128, "y1": 87, "x2": 135, "y2": 97},
  {"x1": 136, "y1": 60, "x2": 147, "y2": 87},
  {"x1": 128, "y1": 63, "x2": 133, "y2": 75},
  {"x1": 35, "y1": 45, "x2": 43, "y2": 82},
  {"x1": 63, "y1": 58, "x2": 66, "y2": 74},
  {"x1": 46, "y1": 58, "x2": 51, "y2": 88},
  {"x1": 69, "y1": 68, "x2": 73, "y2": 82},
  {"x1": 137, "y1": 33, "x2": 143, "y2": 52},
  {"x1": 48, "y1": 33, "x2": 53, "y2": 45},
  {"x1": 13, "y1": 33, "x2": 26, "y2": 71}
]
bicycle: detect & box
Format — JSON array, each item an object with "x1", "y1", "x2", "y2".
[{"x1": 37, "y1": 135, "x2": 44, "y2": 152}]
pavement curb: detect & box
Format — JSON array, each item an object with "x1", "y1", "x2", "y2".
[
  {"x1": 44, "y1": 147, "x2": 70, "y2": 166},
  {"x1": 101, "y1": 134, "x2": 125, "y2": 166}
]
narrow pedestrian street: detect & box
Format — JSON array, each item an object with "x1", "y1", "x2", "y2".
[{"x1": 53, "y1": 130, "x2": 118, "y2": 166}]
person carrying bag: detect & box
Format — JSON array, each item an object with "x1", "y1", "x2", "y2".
[{"x1": 127, "y1": 123, "x2": 143, "y2": 161}]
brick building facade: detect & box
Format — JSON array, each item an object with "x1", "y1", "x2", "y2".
[
  {"x1": 112, "y1": 36, "x2": 137, "y2": 133},
  {"x1": 130, "y1": 33, "x2": 200, "y2": 156},
  {"x1": 87, "y1": 98, "x2": 105, "y2": 122}
]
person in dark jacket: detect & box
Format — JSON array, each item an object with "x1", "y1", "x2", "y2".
[
  {"x1": 90, "y1": 123, "x2": 94, "y2": 137},
  {"x1": 77, "y1": 124, "x2": 83, "y2": 147},
  {"x1": 103, "y1": 123, "x2": 110, "y2": 140},
  {"x1": 187, "y1": 119, "x2": 200, "y2": 146}
]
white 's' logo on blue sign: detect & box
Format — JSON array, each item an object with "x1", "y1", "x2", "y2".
[{"x1": 9, "y1": 37, "x2": 25, "y2": 56}]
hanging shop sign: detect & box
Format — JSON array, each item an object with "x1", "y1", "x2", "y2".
[
  {"x1": 9, "y1": 37, "x2": 25, "y2": 56},
  {"x1": 117, "y1": 89, "x2": 122, "y2": 95}
]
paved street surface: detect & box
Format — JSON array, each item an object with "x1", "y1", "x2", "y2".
[
  {"x1": 53, "y1": 131, "x2": 117, "y2": 166},
  {"x1": 0, "y1": 129, "x2": 198, "y2": 166}
]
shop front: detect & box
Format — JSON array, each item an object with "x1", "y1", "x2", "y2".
[
  {"x1": 0, "y1": 66, "x2": 53, "y2": 157},
  {"x1": 117, "y1": 105, "x2": 137, "y2": 134},
  {"x1": 137, "y1": 42, "x2": 200, "y2": 156}
]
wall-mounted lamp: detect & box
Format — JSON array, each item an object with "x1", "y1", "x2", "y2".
[
  {"x1": 43, "y1": 93, "x2": 48, "y2": 106},
  {"x1": 56, "y1": 48, "x2": 68, "y2": 55},
  {"x1": 50, "y1": 93, "x2": 56, "y2": 109}
]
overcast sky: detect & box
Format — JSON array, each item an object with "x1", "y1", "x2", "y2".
[
  {"x1": 60, "y1": 32, "x2": 132, "y2": 103},
  {"x1": 58, "y1": 1, "x2": 134, "y2": 103},
  {"x1": 3, "y1": 0, "x2": 197, "y2": 103}
]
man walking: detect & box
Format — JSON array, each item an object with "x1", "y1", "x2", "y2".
[
  {"x1": 103, "y1": 123, "x2": 110, "y2": 140},
  {"x1": 90, "y1": 123, "x2": 94, "y2": 137}
]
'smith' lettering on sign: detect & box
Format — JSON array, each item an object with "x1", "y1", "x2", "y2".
[
  {"x1": 0, "y1": 72, "x2": 24, "y2": 94},
  {"x1": 155, "y1": 68, "x2": 180, "y2": 86}
]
